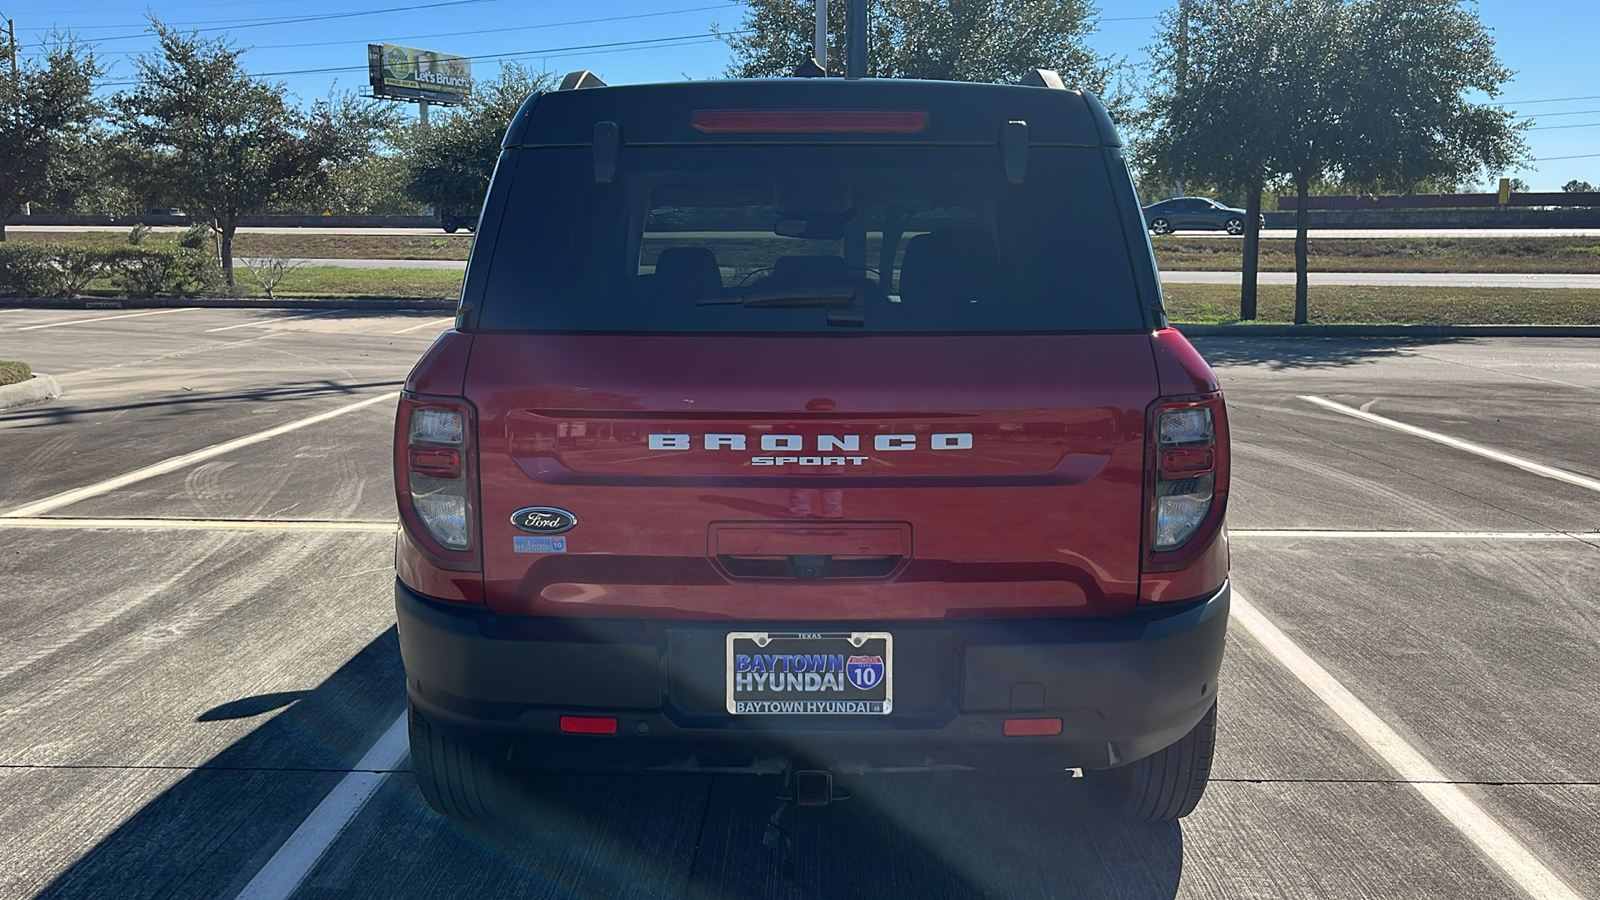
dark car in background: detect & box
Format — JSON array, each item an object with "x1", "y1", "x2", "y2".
[{"x1": 1142, "y1": 196, "x2": 1262, "y2": 235}]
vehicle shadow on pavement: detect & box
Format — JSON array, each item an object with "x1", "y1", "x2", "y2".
[
  {"x1": 32, "y1": 628, "x2": 409, "y2": 900},
  {"x1": 0, "y1": 379, "x2": 403, "y2": 428},
  {"x1": 310, "y1": 766, "x2": 1184, "y2": 900},
  {"x1": 31, "y1": 625, "x2": 1182, "y2": 900},
  {"x1": 1189, "y1": 336, "x2": 1463, "y2": 370}
]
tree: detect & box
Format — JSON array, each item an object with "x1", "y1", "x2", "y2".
[
  {"x1": 0, "y1": 34, "x2": 102, "y2": 240},
  {"x1": 718, "y1": 0, "x2": 1121, "y2": 97},
  {"x1": 402, "y1": 64, "x2": 554, "y2": 219},
  {"x1": 1140, "y1": 0, "x2": 1526, "y2": 324},
  {"x1": 1136, "y1": 0, "x2": 1284, "y2": 320},
  {"x1": 116, "y1": 22, "x2": 396, "y2": 288},
  {"x1": 1564, "y1": 180, "x2": 1596, "y2": 193}
]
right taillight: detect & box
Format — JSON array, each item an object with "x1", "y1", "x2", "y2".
[
  {"x1": 397, "y1": 397, "x2": 475, "y2": 555},
  {"x1": 1153, "y1": 406, "x2": 1216, "y2": 550}
]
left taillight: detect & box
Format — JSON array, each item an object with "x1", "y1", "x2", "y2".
[{"x1": 397, "y1": 396, "x2": 475, "y2": 555}]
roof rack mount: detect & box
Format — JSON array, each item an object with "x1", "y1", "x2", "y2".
[{"x1": 559, "y1": 70, "x2": 608, "y2": 91}]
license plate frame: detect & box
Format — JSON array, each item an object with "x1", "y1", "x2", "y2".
[{"x1": 726, "y1": 632, "x2": 892, "y2": 715}]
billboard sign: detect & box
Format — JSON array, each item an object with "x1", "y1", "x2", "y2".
[{"x1": 368, "y1": 44, "x2": 472, "y2": 105}]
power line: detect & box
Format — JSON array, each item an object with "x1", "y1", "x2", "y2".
[
  {"x1": 26, "y1": 0, "x2": 515, "y2": 39},
  {"x1": 97, "y1": 31, "x2": 738, "y2": 85},
  {"x1": 1501, "y1": 94, "x2": 1600, "y2": 106},
  {"x1": 92, "y1": 4, "x2": 734, "y2": 56},
  {"x1": 1537, "y1": 152, "x2": 1600, "y2": 161},
  {"x1": 1528, "y1": 121, "x2": 1600, "y2": 131},
  {"x1": 221, "y1": 5, "x2": 728, "y2": 53},
  {"x1": 1518, "y1": 108, "x2": 1600, "y2": 120}
]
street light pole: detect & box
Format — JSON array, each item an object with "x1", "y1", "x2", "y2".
[
  {"x1": 814, "y1": 0, "x2": 826, "y2": 71},
  {"x1": 845, "y1": 0, "x2": 866, "y2": 79}
]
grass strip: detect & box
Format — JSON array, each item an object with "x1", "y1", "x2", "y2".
[
  {"x1": 13, "y1": 230, "x2": 1600, "y2": 273},
  {"x1": 1152, "y1": 235, "x2": 1600, "y2": 274},
  {"x1": 10, "y1": 230, "x2": 474, "y2": 261},
  {"x1": 239, "y1": 266, "x2": 465, "y2": 299},
  {"x1": 0, "y1": 361, "x2": 32, "y2": 387},
  {"x1": 1164, "y1": 283, "x2": 1600, "y2": 325}
]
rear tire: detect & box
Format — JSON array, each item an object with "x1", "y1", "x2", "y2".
[
  {"x1": 408, "y1": 702, "x2": 503, "y2": 820},
  {"x1": 1110, "y1": 701, "x2": 1216, "y2": 822},
  {"x1": 442, "y1": 219, "x2": 460, "y2": 234},
  {"x1": 1150, "y1": 217, "x2": 1172, "y2": 235}
]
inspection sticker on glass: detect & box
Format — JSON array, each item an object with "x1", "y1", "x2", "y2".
[
  {"x1": 513, "y1": 536, "x2": 567, "y2": 553},
  {"x1": 726, "y1": 632, "x2": 892, "y2": 715}
]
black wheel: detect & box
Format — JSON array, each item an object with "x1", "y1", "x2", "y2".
[
  {"x1": 1150, "y1": 217, "x2": 1172, "y2": 235},
  {"x1": 408, "y1": 702, "x2": 503, "y2": 820},
  {"x1": 1110, "y1": 701, "x2": 1216, "y2": 822},
  {"x1": 1224, "y1": 217, "x2": 1244, "y2": 235},
  {"x1": 441, "y1": 219, "x2": 460, "y2": 234}
]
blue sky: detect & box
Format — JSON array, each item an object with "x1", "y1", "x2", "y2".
[{"x1": 5, "y1": 0, "x2": 1595, "y2": 190}]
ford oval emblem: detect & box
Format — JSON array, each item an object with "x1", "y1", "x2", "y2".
[{"x1": 509, "y1": 507, "x2": 577, "y2": 534}]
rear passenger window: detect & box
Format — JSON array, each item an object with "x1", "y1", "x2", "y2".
[{"x1": 476, "y1": 145, "x2": 1145, "y2": 333}]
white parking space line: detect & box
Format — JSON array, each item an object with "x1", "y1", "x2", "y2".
[
  {"x1": 390, "y1": 317, "x2": 455, "y2": 335},
  {"x1": 234, "y1": 712, "x2": 410, "y2": 900},
  {"x1": 1232, "y1": 529, "x2": 1596, "y2": 541},
  {"x1": 1231, "y1": 591, "x2": 1583, "y2": 900},
  {"x1": 1301, "y1": 395, "x2": 1600, "y2": 495},
  {"x1": 0, "y1": 392, "x2": 400, "y2": 518},
  {"x1": 0, "y1": 517, "x2": 396, "y2": 532},
  {"x1": 11, "y1": 308, "x2": 195, "y2": 331},
  {"x1": 205, "y1": 309, "x2": 342, "y2": 333}
]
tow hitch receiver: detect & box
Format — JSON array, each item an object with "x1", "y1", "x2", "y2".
[
  {"x1": 764, "y1": 769, "x2": 852, "y2": 872},
  {"x1": 793, "y1": 770, "x2": 834, "y2": 807}
]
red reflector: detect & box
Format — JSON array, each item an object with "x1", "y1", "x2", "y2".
[
  {"x1": 408, "y1": 446, "x2": 461, "y2": 478},
  {"x1": 692, "y1": 109, "x2": 929, "y2": 133},
  {"x1": 1161, "y1": 446, "x2": 1214, "y2": 478},
  {"x1": 559, "y1": 716, "x2": 618, "y2": 735},
  {"x1": 1003, "y1": 717, "x2": 1063, "y2": 737}
]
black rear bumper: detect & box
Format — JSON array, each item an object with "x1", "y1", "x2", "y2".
[{"x1": 396, "y1": 579, "x2": 1229, "y2": 773}]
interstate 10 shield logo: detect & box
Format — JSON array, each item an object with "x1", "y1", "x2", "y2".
[{"x1": 846, "y1": 655, "x2": 884, "y2": 690}]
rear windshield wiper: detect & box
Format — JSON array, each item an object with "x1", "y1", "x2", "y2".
[
  {"x1": 697, "y1": 286, "x2": 857, "y2": 308},
  {"x1": 696, "y1": 286, "x2": 864, "y2": 327}
]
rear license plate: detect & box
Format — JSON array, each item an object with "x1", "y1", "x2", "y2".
[{"x1": 726, "y1": 632, "x2": 892, "y2": 715}]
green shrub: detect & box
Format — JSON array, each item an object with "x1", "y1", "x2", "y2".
[
  {"x1": 0, "y1": 243, "x2": 224, "y2": 299},
  {"x1": 0, "y1": 244, "x2": 57, "y2": 297},
  {"x1": 128, "y1": 223, "x2": 151, "y2": 246},
  {"x1": 0, "y1": 361, "x2": 31, "y2": 387},
  {"x1": 55, "y1": 245, "x2": 112, "y2": 297},
  {"x1": 109, "y1": 247, "x2": 224, "y2": 298},
  {"x1": 177, "y1": 222, "x2": 211, "y2": 250}
]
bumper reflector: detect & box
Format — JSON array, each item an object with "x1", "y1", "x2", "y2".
[
  {"x1": 560, "y1": 715, "x2": 619, "y2": 735},
  {"x1": 1003, "y1": 717, "x2": 1063, "y2": 737}
]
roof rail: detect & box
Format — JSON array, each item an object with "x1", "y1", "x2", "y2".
[
  {"x1": 1020, "y1": 69, "x2": 1066, "y2": 90},
  {"x1": 559, "y1": 70, "x2": 608, "y2": 90}
]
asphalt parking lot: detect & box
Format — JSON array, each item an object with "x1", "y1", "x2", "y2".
[{"x1": 2, "y1": 307, "x2": 1597, "y2": 899}]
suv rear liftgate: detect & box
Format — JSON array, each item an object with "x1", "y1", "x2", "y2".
[{"x1": 394, "y1": 70, "x2": 1230, "y2": 825}]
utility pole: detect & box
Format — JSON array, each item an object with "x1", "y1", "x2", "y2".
[
  {"x1": 417, "y1": 98, "x2": 430, "y2": 131},
  {"x1": 846, "y1": 0, "x2": 866, "y2": 78},
  {"x1": 814, "y1": 0, "x2": 827, "y2": 71},
  {"x1": 2, "y1": 12, "x2": 16, "y2": 97},
  {"x1": 1173, "y1": 0, "x2": 1190, "y2": 198}
]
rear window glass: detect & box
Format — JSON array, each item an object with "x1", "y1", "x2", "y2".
[{"x1": 475, "y1": 145, "x2": 1145, "y2": 333}]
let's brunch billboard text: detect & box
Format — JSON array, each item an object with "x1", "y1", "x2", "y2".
[{"x1": 368, "y1": 44, "x2": 473, "y2": 105}]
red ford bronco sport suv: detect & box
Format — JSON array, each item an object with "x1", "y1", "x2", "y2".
[{"x1": 394, "y1": 69, "x2": 1229, "y2": 824}]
